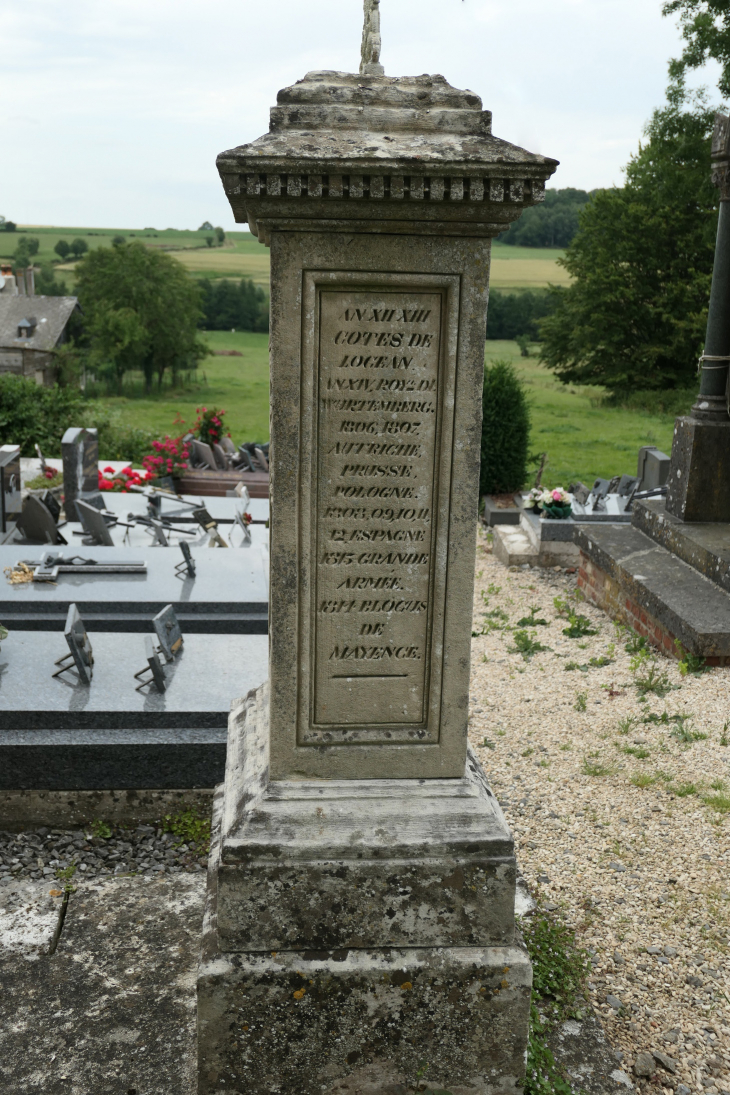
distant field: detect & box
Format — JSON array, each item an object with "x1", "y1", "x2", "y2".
[
  {"x1": 91, "y1": 332, "x2": 685, "y2": 487},
  {"x1": 488, "y1": 341, "x2": 684, "y2": 487},
  {"x1": 3, "y1": 226, "x2": 567, "y2": 292},
  {"x1": 95, "y1": 331, "x2": 270, "y2": 444}
]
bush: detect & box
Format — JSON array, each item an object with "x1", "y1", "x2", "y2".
[
  {"x1": 480, "y1": 359, "x2": 531, "y2": 495},
  {"x1": 0, "y1": 375, "x2": 86, "y2": 456},
  {"x1": 0, "y1": 375, "x2": 155, "y2": 463}
]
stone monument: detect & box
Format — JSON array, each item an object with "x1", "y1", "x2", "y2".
[
  {"x1": 198, "y1": 7, "x2": 557, "y2": 1092},
  {"x1": 666, "y1": 111, "x2": 730, "y2": 523},
  {"x1": 61, "y1": 427, "x2": 104, "y2": 521}
]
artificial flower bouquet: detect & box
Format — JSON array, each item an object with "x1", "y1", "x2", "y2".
[{"x1": 534, "y1": 488, "x2": 573, "y2": 521}]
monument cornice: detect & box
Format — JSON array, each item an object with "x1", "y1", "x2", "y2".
[{"x1": 217, "y1": 70, "x2": 558, "y2": 239}]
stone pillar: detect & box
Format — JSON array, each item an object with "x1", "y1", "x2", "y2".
[
  {"x1": 198, "y1": 69, "x2": 557, "y2": 1095},
  {"x1": 61, "y1": 427, "x2": 103, "y2": 522},
  {"x1": 666, "y1": 112, "x2": 730, "y2": 523}
]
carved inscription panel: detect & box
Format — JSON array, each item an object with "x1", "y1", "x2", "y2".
[{"x1": 310, "y1": 289, "x2": 444, "y2": 735}]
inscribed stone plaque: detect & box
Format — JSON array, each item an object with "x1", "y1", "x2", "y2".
[{"x1": 296, "y1": 275, "x2": 460, "y2": 749}]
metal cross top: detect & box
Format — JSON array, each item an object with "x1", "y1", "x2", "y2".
[{"x1": 360, "y1": 0, "x2": 384, "y2": 75}]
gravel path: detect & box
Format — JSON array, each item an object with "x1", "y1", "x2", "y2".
[
  {"x1": 471, "y1": 529, "x2": 730, "y2": 1095},
  {"x1": 0, "y1": 824, "x2": 208, "y2": 885}
]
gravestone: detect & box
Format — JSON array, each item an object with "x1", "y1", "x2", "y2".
[
  {"x1": 198, "y1": 10, "x2": 557, "y2": 1093},
  {"x1": 62, "y1": 427, "x2": 104, "y2": 522},
  {"x1": 0, "y1": 445, "x2": 21, "y2": 534}
]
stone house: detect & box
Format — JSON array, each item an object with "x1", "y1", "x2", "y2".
[{"x1": 0, "y1": 293, "x2": 79, "y2": 385}]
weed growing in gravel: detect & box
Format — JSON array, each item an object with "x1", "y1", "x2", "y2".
[
  {"x1": 624, "y1": 629, "x2": 650, "y2": 655},
  {"x1": 574, "y1": 692, "x2": 588, "y2": 712},
  {"x1": 703, "y1": 792, "x2": 730, "y2": 813},
  {"x1": 481, "y1": 737, "x2": 496, "y2": 749},
  {"x1": 630, "y1": 653, "x2": 672, "y2": 697},
  {"x1": 89, "y1": 819, "x2": 112, "y2": 839},
  {"x1": 669, "y1": 722, "x2": 708, "y2": 744},
  {"x1": 674, "y1": 782, "x2": 699, "y2": 798},
  {"x1": 520, "y1": 902, "x2": 590, "y2": 1095},
  {"x1": 622, "y1": 745, "x2": 651, "y2": 759},
  {"x1": 522, "y1": 747, "x2": 535, "y2": 757},
  {"x1": 582, "y1": 757, "x2": 616, "y2": 776},
  {"x1": 517, "y1": 606, "x2": 549, "y2": 627},
  {"x1": 486, "y1": 582, "x2": 501, "y2": 595},
  {"x1": 675, "y1": 640, "x2": 709, "y2": 676},
  {"x1": 161, "y1": 806, "x2": 211, "y2": 851},
  {"x1": 565, "y1": 655, "x2": 613, "y2": 672},
  {"x1": 710, "y1": 779, "x2": 726, "y2": 791},
  {"x1": 631, "y1": 772, "x2": 658, "y2": 788},
  {"x1": 562, "y1": 613, "x2": 598, "y2": 639},
  {"x1": 55, "y1": 862, "x2": 78, "y2": 891},
  {"x1": 509, "y1": 630, "x2": 549, "y2": 659},
  {"x1": 560, "y1": 742, "x2": 572, "y2": 751},
  {"x1": 617, "y1": 715, "x2": 639, "y2": 735},
  {"x1": 473, "y1": 608, "x2": 509, "y2": 636},
  {"x1": 721, "y1": 721, "x2": 729, "y2": 746}
]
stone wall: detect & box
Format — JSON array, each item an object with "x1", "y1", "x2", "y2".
[{"x1": 578, "y1": 551, "x2": 730, "y2": 666}]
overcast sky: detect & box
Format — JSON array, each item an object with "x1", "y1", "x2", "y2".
[{"x1": 2, "y1": 0, "x2": 722, "y2": 231}]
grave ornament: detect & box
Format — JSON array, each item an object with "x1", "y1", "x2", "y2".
[
  {"x1": 175, "y1": 540, "x2": 196, "y2": 579},
  {"x1": 360, "y1": 0, "x2": 384, "y2": 76},
  {"x1": 53, "y1": 603, "x2": 93, "y2": 685},
  {"x1": 76, "y1": 499, "x2": 115, "y2": 547},
  {"x1": 153, "y1": 603, "x2": 183, "y2": 662},
  {"x1": 134, "y1": 635, "x2": 167, "y2": 693},
  {"x1": 16, "y1": 494, "x2": 67, "y2": 545}
]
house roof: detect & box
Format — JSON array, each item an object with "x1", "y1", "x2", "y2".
[{"x1": 0, "y1": 296, "x2": 79, "y2": 352}]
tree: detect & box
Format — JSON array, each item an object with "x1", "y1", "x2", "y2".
[
  {"x1": 480, "y1": 359, "x2": 531, "y2": 496},
  {"x1": 4, "y1": 220, "x2": 16, "y2": 232},
  {"x1": 35, "y1": 265, "x2": 70, "y2": 296},
  {"x1": 206, "y1": 235, "x2": 214, "y2": 248},
  {"x1": 198, "y1": 277, "x2": 269, "y2": 332},
  {"x1": 198, "y1": 221, "x2": 214, "y2": 231},
  {"x1": 12, "y1": 236, "x2": 40, "y2": 270},
  {"x1": 540, "y1": 87, "x2": 718, "y2": 394},
  {"x1": 54, "y1": 240, "x2": 71, "y2": 260},
  {"x1": 214, "y1": 226, "x2": 225, "y2": 244},
  {"x1": 664, "y1": 0, "x2": 730, "y2": 98},
  {"x1": 498, "y1": 188, "x2": 592, "y2": 248},
  {"x1": 486, "y1": 290, "x2": 555, "y2": 340},
  {"x1": 112, "y1": 235, "x2": 126, "y2": 246},
  {"x1": 70, "y1": 238, "x2": 89, "y2": 259},
  {"x1": 74, "y1": 241, "x2": 209, "y2": 392}
]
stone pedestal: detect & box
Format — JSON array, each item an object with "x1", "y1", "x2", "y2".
[
  {"x1": 198, "y1": 687, "x2": 532, "y2": 1095},
  {"x1": 198, "y1": 63, "x2": 556, "y2": 1094},
  {"x1": 665, "y1": 416, "x2": 730, "y2": 523}
]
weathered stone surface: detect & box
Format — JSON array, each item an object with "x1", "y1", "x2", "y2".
[
  {"x1": 217, "y1": 686, "x2": 516, "y2": 950},
  {"x1": 0, "y1": 786, "x2": 214, "y2": 829},
  {"x1": 199, "y1": 788, "x2": 531, "y2": 1095},
  {"x1": 665, "y1": 417, "x2": 730, "y2": 523},
  {"x1": 575, "y1": 523, "x2": 730, "y2": 657},
  {"x1": 0, "y1": 874, "x2": 204, "y2": 1094},
  {"x1": 217, "y1": 71, "x2": 558, "y2": 243},
  {"x1": 632, "y1": 498, "x2": 730, "y2": 594},
  {"x1": 544, "y1": 1015, "x2": 635, "y2": 1095}
]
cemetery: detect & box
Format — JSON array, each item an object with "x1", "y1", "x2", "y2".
[{"x1": 1, "y1": 3, "x2": 729, "y2": 1095}]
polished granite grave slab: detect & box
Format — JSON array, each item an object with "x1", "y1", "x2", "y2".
[
  {"x1": 0, "y1": 631, "x2": 268, "y2": 788},
  {"x1": 0, "y1": 545, "x2": 269, "y2": 632},
  {"x1": 100, "y1": 492, "x2": 270, "y2": 524}
]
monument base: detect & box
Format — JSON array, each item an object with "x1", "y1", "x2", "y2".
[
  {"x1": 665, "y1": 416, "x2": 730, "y2": 522},
  {"x1": 198, "y1": 787, "x2": 532, "y2": 1095}
]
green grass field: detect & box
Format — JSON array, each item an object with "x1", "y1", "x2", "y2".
[
  {"x1": 96, "y1": 331, "x2": 270, "y2": 443},
  {"x1": 487, "y1": 341, "x2": 686, "y2": 487},
  {"x1": 91, "y1": 332, "x2": 686, "y2": 487},
  {"x1": 3, "y1": 226, "x2": 567, "y2": 292}
]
